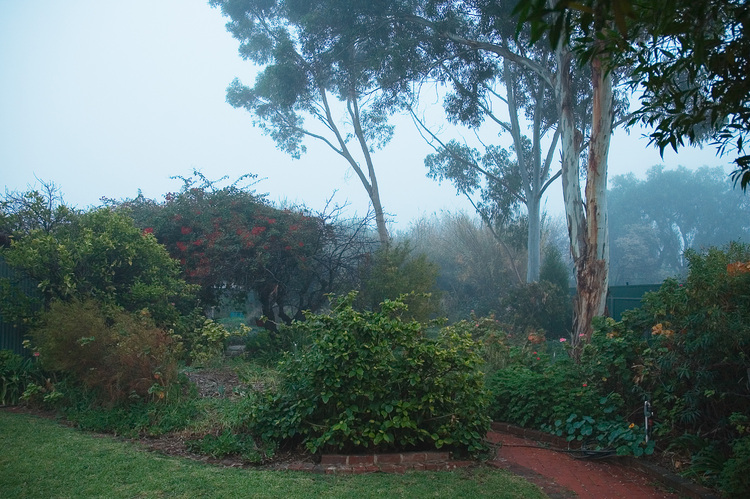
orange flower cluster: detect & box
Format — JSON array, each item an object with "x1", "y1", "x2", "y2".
[
  {"x1": 727, "y1": 261, "x2": 750, "y2": 275},
  {"x1": 527, "y1": 333, "x2": 545, "y2": 344},
  {"x1": 652, "y1": 323, "x2": 674, "y2": 338}
]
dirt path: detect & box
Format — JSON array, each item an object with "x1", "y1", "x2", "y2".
[{"x1": 487, "y1": 430, "x2": 680, "y2": 499}]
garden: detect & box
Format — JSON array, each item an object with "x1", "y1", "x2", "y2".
[{"x1": 2, "y1": 183, "x2": 750, "y2": 497}]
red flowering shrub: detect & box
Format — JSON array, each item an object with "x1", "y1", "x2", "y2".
[{"x1": 119, "y1": 174, "x2": 329, "y2": 329}]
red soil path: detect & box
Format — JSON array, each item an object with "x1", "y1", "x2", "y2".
[{"x1": 487, "y1": 430, "x2": 680, "y2": 499}]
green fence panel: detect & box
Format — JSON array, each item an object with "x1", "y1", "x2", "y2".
[
  {"x1": 606, "y1": 284, "x2": 661, "y2": 321},
  {"x1": 0, "y1": 256, "x2": 39, "y2": 356}
]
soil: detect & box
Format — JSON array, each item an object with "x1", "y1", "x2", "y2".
[{"x1": 184, "y1": 368, "x2": 245, "y2": 398}]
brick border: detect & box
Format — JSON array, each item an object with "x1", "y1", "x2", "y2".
[{"x1": 285, "y1": 451, "x2": 473, "y2": 475}]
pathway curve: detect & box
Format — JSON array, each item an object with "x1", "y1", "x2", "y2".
[{"x1": 487, "y1": 430, "x2": 680, "y2": 499}]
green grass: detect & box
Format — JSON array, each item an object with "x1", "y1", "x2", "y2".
[{"x1": 0, "y1": 411, "x2": 546, "y2": 499}]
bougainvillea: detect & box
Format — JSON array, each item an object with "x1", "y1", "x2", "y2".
[{"x1": 121, "y1": 174, "x2": 329, "y2": 329}]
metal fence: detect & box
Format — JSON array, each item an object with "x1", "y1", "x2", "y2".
[
  {"x1": 0, "y1": 256, "x2": 39, "y2": 356},
  {"x1": 606, "y1": 284, "x2": 662, "y2": 321}
]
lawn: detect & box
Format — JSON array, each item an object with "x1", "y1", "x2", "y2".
[{"x1": 0, "y1": 411, "x2": 546, "y2": 499}]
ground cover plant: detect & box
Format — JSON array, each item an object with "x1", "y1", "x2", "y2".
[{"x1": 0, "y1": 411, "x2": 546, "y2": 499}]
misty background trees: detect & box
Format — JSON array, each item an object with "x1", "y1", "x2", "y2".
[{"x1": 609, "y1": 165, "x2": 750, "y2": 285}]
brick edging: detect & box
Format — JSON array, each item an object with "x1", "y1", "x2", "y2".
[
  {"x1": 491, "y1": 422, "x2": 720, "y2": 499},
  {"x1": 286, "y1": 451, "x2": 473, "y2": 475}
]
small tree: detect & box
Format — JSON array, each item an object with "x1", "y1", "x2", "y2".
[
  {"x1": 209, "y1": 0, "x2": 426, "y2": 244},
  {"x1": 121, "y1": 173, "x2": 380, "y2": 330}
]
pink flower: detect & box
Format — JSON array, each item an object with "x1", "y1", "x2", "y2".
[
  {"x1": 143, "y1": 227, "x2": 154, "y2": 234},
  {"x1": 33, "y1": 352, "x2": 40, "y2": 357},
  {"x1": 582, "y1": 383, "x2": 587, "y2": 387},
  {"x1": 536, "y1": 357, "x2": 541, "y2": 360},
  {"x1": 559, "y1": 338, "x2": 567, "y2": 342},
  {"x1": 579, "y1": 333, "x2": 585, "y2": 337}
]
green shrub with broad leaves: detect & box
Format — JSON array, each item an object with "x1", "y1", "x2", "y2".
[
  {"x1": 182, "y1": 319, "x2": 248, "y2": 367},
  {"x1": 574, "y1": 243, "x2": 750, "y2": 491},
  {"x1": 1, "y1": 207, "x2": 197, "y2": 329},
  {"x1": 487, "y1": 352, "x2": 605, "y2": 429},
  {"x1": 246, "y1": 292, "x2": 490, "y2": 455}
]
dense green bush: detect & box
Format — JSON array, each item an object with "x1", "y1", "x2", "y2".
[
  {"x1": 487, "y1": 353, "x2": 603, "y2": 428},
  {"x1": 0, "y1": 350, "x2": 43, "y2": 406},
  {"x1": 592, "y1": 244, "x2": 750, "y2": 440},
  {"x1": 30, "y1": 299, "x2": 179, "y2": 404},
  {"x1": 246, "y1": 293, "x2": 490, "y2": 455},
  {"x1": 1, "y1": 207, "x2": 197, "y2": 328},
  {"x1": 578, "y1": 243, "x2": 750, "y2": 490},
  {"x1": 720, "y1": 436, "x2": 750, "y2": 498}
]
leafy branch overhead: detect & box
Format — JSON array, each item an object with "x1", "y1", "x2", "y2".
[{"x1": 515, "y1": 0, "x2": 750, "y2": 189}]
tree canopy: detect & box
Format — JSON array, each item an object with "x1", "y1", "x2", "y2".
[
  {"x1": 516, "y1": 0, "x2": 750, "y2": 189},
  {"x1": 1, "y1": 202, "x2": 196, "y2": 328},
  {"x1": 209, "y1": 0, "x2": 431, "y2": 243},
  {"x1": 119, "y1": 173, "x2": 369, "y2": 330}
]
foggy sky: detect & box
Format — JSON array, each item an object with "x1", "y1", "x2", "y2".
[{"x1": 0, "y1": 0, "x2": 729, "y2": 229}]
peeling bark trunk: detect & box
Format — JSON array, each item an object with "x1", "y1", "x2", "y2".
[{"x1": 556, "y1": 44, "x2": 613, "y2": 346}]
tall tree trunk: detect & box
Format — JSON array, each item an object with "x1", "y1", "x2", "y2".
[
  {"x1": 557, "y1": 45, "x2": 613, "y2": 345},
  {"x1": 577, "y1": 52, "x2": 612, "y2": 343},
  {"x1": 527, "y1": 195, "x2": 542, "y2": 282},
  {"x1": 348, "y1": 95, "x2": 390, "y2": 246},
  {"x1": 370, "y1": 185, "x2": 390, "y2": 246}
]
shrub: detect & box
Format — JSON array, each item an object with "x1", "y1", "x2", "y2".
[
  {"x1": 183, "y1": 319, "x2": 246, "y2": 366},
  {"x1": 357, "y1": 241, "x2": 442, "y2": 322},
  {"x1": 498, "y1": 280, "x2": 573, "y2": 340},
  {"x1": 1, "y1": 207, "x2": 197, "y2": 329},
  {"x1": 0, "y1": 350, "x2": 43, "y2": 406},
  {"x1": 580, "y1": 243, "x2": 750, "y2": 492},
  {"x1": 30, "y1": 299, "x2": 179, "y2": 404},
  {"x1": 247, "y1": 293, "x2": 490, "y2": 455},
  {"x1": 487, "y1": 355, "x2": 604, "y2": 428},
  {"x1": 720, "y1": 436, "x2": 750, "y2": 498},
  {"x1": 602, "y1": 244, "x2": 750, "y2": 443}
]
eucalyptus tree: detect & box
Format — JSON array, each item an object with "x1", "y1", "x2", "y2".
[
  {"x1": 209, "y1": 0, "x2": 425, "y2": 245},
  {"x1": 411, "y1": 5, "x2": 590, "y2": 283},
  {"x1": 523, "y1": 0, "x2": 750, "y2": 190},
  {"x1": 363, "y1": 1, "x2": 626, "y2": 341},
  {"x1": 210, "y1": 0, "x2": 623, "y2": 340}
]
